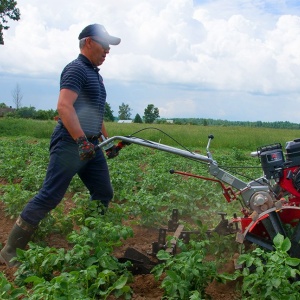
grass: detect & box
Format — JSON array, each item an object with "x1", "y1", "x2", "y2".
[
  {"x1": 1, "y1": 117, "x2": 299, "y2": 151},
  {"x1": 0, "y1": 118, "x2": 55, "y2": 139}
]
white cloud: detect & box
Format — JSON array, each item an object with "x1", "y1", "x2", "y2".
[{"x1": 1, "y1": 0, "x2": 300, "y2": 122}]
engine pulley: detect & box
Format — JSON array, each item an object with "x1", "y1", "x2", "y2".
[{"x1": 249, "y1": 191, "x2": 274, "y2": 214}]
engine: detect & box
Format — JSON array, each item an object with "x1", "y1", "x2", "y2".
[{"x1": 259, "y1": 138, "x2": 300, "y2": 200}]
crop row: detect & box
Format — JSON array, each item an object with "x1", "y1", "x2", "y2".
[{"x1": 1, "y1": 135, "x2": 300, "y2": 299}]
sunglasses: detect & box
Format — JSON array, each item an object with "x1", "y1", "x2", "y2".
[{"x1": 90, "y1": 38, "x2": 110, "y2": 51}]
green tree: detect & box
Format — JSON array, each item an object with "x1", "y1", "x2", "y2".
[
  {"x1": 0, "y1": 102, "x2": 8, "y2": 108},
  {"x1": 133, "y1": 113, "x2": 143, "y2": 123},
  {"x1": 18, "y1": 106, "x2": 36, "y2": 118},
  {"x1": 104, "y1": 102, "x2": 114, "y2": 122},
  {"x1": 143, "y1": 104, "x2": 160, "y2": 124},
  {"x1": 0, "y1": 0, "x2": 20, "y2": 45},
  {"x1": 34, "y1": 110, "x2": 52, "y2": 120},
  {"x1": 118, "y1": 102, "x2": 132, "y2": 120}
]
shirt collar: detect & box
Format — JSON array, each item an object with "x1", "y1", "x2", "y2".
[{"x1": 78, "y1": 54, "x2": 100, "y2": 72}]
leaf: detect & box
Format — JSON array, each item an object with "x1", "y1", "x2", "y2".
[
  {"x1": 113, "y1": 275, "x2": 128, "y2": 290},
  {"x1": 271, "y1": 277, "x2": 281, "y2": 288},
  {"x1": 190, "y1": 290, "x2": 203, "y2": 300},
  {"x1": 273, "y1": 233, "x2": 291, "y2": 252},
  {"x1": 166, "y1": 270, "x2": 179, "y2": 281},
  {"x1": 156, "y1": 250, "x2": 171, "y2": 260},
  {"x1": 24, "y1": 276, "x2": 45, "y2": 285},
  {"x1": 286, "y1": 257, "x2": 300, "y2": 267},
  {"x1": 273, "y1": 233, "x2": 284, "y2": 248},
  {"x1": 3, "y1": 283, "x2": 11, "y2": 292},
  {"x1": 281, "y1": 237, "x2": 291, "y2": 252},
  {"x1": 217, "y1": 271, "x2": 241, "y2": 283}
]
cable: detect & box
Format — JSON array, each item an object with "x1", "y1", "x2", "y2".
[
  {"x1": 128, "y1": 127, "x2": 264, "y2": 183},
  {"x1": 128, "y1": 127, "x2": 194, "y2": 153}
]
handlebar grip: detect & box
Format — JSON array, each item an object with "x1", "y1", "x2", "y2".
[{"x1": 250, "y1": 151, "x2": 260, "y2": 157}]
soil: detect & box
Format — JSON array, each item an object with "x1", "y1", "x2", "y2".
[{"x1": 0, "y1": 200, "x2": 241, "y2": 299}]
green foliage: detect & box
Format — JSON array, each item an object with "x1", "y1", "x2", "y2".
[
  {"x1": 5, "y1": 106, "x2": 58, "y2": 120},
  {"x1": 0, "y1": 272, "x2": 28, "y2": 299},
  {"x1": 238, "y1": 234, "x2": 300, "y2": 300},
  {"x1": 24, "y1": 270, "x2": 131, "y2": 300},
  {"x1": 207, "y1": 231, "x2": 240, "y2": 263},
  {"x1": 118, "y1": 102, "x2": 132, "y2": 120},
  {"x1": 1, "y1": 118, "x2": 299, "y2": 149},
  {"x1": 104, "y1": 102, "x2": 114, "y2": 122},
  {"x1": 170, "y1": 117, "x2": 300, "y2": 129},
  {"x1": 2, "y1": 123, "x2": 300, "y2": 298},
  {"x1": 133, "y1": 113, "x2": 143, "y2": 123},
  {"x1": 35, "y1": 207, "x2": 74, "y2": 241},
  {"x1": 152, "y1": 239, "x2": 221, "y2": 299},
  {"x1": 2, "y1": 184, "x2": 36, "y2": 217},
  {"x1": 143, "y1": 104, "x2": 160, "y2": 123},
  {"x1": 13, "y1": 215, "x2": 134, "y2": 299},
  {"x1": 14, "y1": 243, "x2": 132, "y2": 299},
  {"x1": 0, "y1": 119, "x2": 55, "y2": 138},
  {"x1": 0, "y1": 0, "x2": 20, "y2": 45}
]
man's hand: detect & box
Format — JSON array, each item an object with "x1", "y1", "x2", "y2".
[
  {"x1": 106, "y1": 145, "x2": 119, "y2": 159},
  {"x1": 105, "y1": 141, "x2": 129, "y2": 159},
  {"x1": 76, "y1": 135, "x2": 95, "y2": 160}
]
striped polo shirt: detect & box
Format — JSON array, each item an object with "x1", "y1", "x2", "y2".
[{"x1": 60, "y1": 54, "x2": 106, "y2": 137}]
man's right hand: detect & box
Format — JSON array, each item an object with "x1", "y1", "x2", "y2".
[{"x1": 75, "y1": 135, "x2": 95, "y2": 160}]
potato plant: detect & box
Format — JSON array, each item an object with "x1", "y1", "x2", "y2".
[{"x1": 1, "y1": 127, "x2": 300, "y2": 298}]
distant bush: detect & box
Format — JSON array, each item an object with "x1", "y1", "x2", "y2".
[{"x1": 5, "y1": 106, "x2": 58, "y2": 120}]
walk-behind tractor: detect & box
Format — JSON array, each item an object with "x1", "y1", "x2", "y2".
[{"x1": 97, "y1": 133, "x2": 300, "y2": 273}]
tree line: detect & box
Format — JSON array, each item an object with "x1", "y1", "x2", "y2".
[
  {"x1": 1, "y1": 102, "x2": 300, "y2": 129},
  {"x1": 169, "y1": 118, "x2": 300, "y2": 129},
  {"x1": 0, "y1": 102, "x2": 161, "y2": 124}
]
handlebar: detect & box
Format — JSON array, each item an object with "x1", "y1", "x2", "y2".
[
  {"x1": 95, "y1": 135, "x2": 214, "y2": 163},
  {"x1": 95, "y1": 134, "x2": 272, "y2": 207},
  {"x1": 250, "y1": 151, "x2": 260, "y2": 157}
]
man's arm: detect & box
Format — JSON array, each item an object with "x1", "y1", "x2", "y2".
[
  {"x1": 101, "y1": 122, "x2": 109, "y2": 138},
  {"x1": 57, "y1": 88, "x2": 95, "y2": 160},
  {"x1": 57, "y1": 88, "x2": 84, "y2": 140}
]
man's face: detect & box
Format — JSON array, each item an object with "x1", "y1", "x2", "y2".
[{"x1": 86, "y1": 37, "x2": 110, "y2": 66}]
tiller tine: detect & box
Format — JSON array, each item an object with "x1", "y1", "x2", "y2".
[
  {"x1": 212, "y1": 212, "x2": 239, "y2": 236},
  {"x1": 118, "y1": 247, "x2": 157, "y2": 275}
]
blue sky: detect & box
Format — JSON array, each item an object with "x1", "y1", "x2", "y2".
[{"x1": 0, "y1": 0, "x2": 300, "y2": 122}]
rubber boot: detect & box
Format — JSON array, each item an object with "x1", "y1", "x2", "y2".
[{"x1": 0, "y1": 216, "x2": 37, "y2": 267}]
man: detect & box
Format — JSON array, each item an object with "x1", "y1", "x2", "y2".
[{"x1": 0, "y1": 24, "x2": 121, "y2": 267}]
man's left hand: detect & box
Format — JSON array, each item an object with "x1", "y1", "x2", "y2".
[{"x1": 106, "y1": 145, "x2": 119, "y2": 159}]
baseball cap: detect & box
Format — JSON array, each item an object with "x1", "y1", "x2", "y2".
[{"x1": 78, "y1": 24, "x2": 121, "y2": 45}]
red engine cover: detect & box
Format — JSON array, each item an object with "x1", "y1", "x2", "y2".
[{"x1": 279, "y1": 167, "x2": 300, "y2": 205}]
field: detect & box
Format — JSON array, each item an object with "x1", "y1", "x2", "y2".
[{"x1": 1, "y1": 119, "x2": 300, "y2": 299}]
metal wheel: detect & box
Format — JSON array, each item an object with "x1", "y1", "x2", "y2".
[{"x1": 243, "y1": 206, "x2": 300, "y2": 258}]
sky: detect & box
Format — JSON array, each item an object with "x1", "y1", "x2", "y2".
[{"x1": 1, "y1": 0, "x2": 300, "y2": 122}]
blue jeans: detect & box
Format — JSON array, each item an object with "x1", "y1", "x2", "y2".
[{"x1": 21, "y1": 125, "x2": 113, "y2": 226}]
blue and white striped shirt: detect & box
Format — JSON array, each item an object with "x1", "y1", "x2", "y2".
[{"x1": 60, "y1": 54, "x2": 106, "y2": 137}]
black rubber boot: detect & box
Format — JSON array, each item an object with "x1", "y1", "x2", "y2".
[{"x1": 0, "y1": 216, "x2": 37, "y2": 267}]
